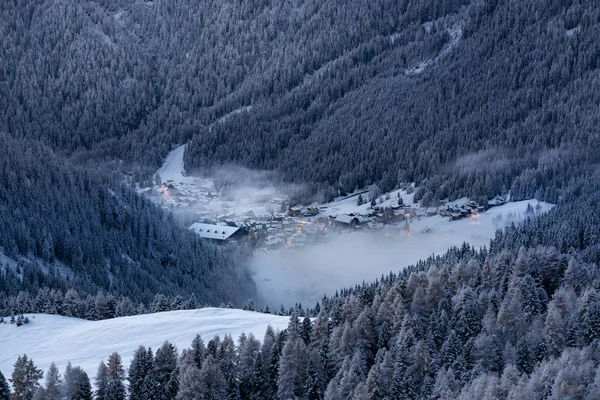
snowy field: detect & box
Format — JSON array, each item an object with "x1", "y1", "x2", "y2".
[
  {"x1": 0, "y1": 308, "x2": 288, "y2": 382},
  {"x1": 252, "y1": 200, "x2": 554, "y2": 308}
]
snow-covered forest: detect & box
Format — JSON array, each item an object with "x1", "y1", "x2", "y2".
[
  {"x1": 4, "y1": 206, "x2": 600, "y2": 399},
  {"x1": 1, "y1": 0, "x2": 600, "y2": 398}
]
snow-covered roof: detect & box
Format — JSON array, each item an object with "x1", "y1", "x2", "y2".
[
  {"x1": 335, "y1": 215, "x2": 359, "y2": 224},
  {"x1": 189, "y1": 223, "x2": 241, "y2": 240}
]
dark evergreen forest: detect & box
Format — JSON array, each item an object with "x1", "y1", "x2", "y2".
[
  {"x1": 1, "y1": 0, "x2": 600, "y2": 398},
  {"x1": 4, "y1": 189, "x2": 600, "y2": 399},
  {"x1": 0, "y1": 134, "x2": 255, "y2": 314}
]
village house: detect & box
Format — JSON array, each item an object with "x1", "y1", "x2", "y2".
[
  {"x1": 189, "y1": 223, "x2": 248, "y2": 244},
  {"x1": 334, "y1": 214, "x2": 361, "y2": 229},
  {"x1": 288, "y1": 206, "x2": 302, "y2": 217}
]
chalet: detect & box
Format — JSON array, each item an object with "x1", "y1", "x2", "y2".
[
  {"x1": 488, "y1": 195, "x2": 508, "y2": 208},
  {"x1": 265, "y1": 236, "x2": 284, "y2": 248},
  {"x1": 334, "y1": 214, "x2": 360, "y2": 229},
  {"x1": 189, "y1": 223, "x2": 248, "y2": 243},
  {"x1": 271, "y1": 196, "x2": 288, "y2": 205},
  {"x1": 449, "y1": 212, "x2": 461, "y2": 221},
  {"x1": 288, "y1": 207, "x2": 302, "y2": 217},
  {"x1": 273, "y1": 213, "x2": 287, "y2": 222},
  {"x1": 303, "y1": 207, "x2": 320, "y2": 217},
  {"x1": 426, "y1": 207, "x2": 438, "y2": 216},
  {"x1": 393, "y1": 209, "x2": 407, "y2": 221},
  {"x1": 357, "y1": 216, "x2": 371, "y2": 224}
]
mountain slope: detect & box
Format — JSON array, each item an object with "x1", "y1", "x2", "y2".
[
  {"x1": 185, "y1": 0, "x2": 600, "y2": 203},
  {"x1": 0, "y1": 134, "x2": 255, "y2": 312},
  {"x1": 0, "y1": 308, "x2": 289, "y2": 383}
]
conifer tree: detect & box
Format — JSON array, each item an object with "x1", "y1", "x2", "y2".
[
  {"x1": 10, "y1": 354, "x2": 43, "y2": 400},
  {"x1": 44, "y1": 363, "x2": 62, "y2": 400},
  {"x1": 154, "y1": 342, "x2": 178, "y2": 400},
  {"x1": 0, "y1": 370, "x2": 10, "y2": 400},
  {"x1": 128, "y1": 346, "x2": 152, "y2": 400},
  {"x1": 185, "y1": 295, "x2": 197, "y2": 310},
  {"x1": 95, "y1": 361, "x2": 108, "y2": 400},
  {"x1": 106, "y1": 353, "x2": 126, "y2": 400},
  {"x1": 190, "y1": 335, "x2": 206, "y2": 370},
  {"x1": 175, "y1": 350, "x2": 202, "y2": 400},
  {"x1": 198, "y1": 356, "x2": 227, "y2": 399},
  {"x1": 64, "y1": 365, "x2": 92, "y2": 400}
]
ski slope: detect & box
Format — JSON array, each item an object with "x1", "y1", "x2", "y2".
[{"x1": 0, "y1": 308, "x2": 288, "y2": 381}]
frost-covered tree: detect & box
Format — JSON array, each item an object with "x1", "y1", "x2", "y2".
[
  {"x1": 153, "y1": 342, "x2": 178, "y2": 400},
  {"x1": 64, "y1": 364, "x2": 92, "y2": 400},
  {"x1": 128, "y1": 346, "x2": 153, "y2": 400},
  {"x1": 95, "y1": 361, "x2": 109, "y2": 400},
  {"x1": 43, "y1": 363, "x2": 61, "y2": 400},
  {"x1": 10, "y1": 354, "x2": 43, "y2": 400},
  {"x1": 0, "y1": 371, "x2": 10, "y2": 400},
  {"x1": 198, "y1": 356, "x2": 227, "y2": 399},
  {"x1": 175, "y1": 350, "x2": 202, "y2": 400},
  {"x1": 105, "y1": 353, "x2": 126, "y2": 400},
  {"x1": 277, "y1": 338, "x2": 309, "y2": 399}
]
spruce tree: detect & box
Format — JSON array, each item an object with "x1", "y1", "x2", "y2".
[
  {"x1": 95, "y1": 361, "x2": 108, "y2": 400},
  {"x1": 154, "y1": 342, "x2": 178, "y2": 400},
  {"x1": 10, "y1": 354, "x2": 43, "y2": 400},
  {"x1": 190, "y1": 335, "x2": 206, "y2": 370},
  {"x1": 0, "y1": 370, "x2": 10, "y2": 400},
  {"x1": 128, "y1": 346, "x2": 152, "y2": 400},
  {"x1": 44, "y1": 363, "x2": 62, "y2": 400},
  {"x1": 106, "y1": 353, "x2": 126, "y2": 400},
  {"x1": 185, "y1": 295, "x2": 197, "y2": 310},
  {"x1": 65, "y1": 365, "x2": 92, "y2": 400}
]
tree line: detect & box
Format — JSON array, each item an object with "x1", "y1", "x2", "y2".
[{"x1": 3, "y1": 185, "x2": 600, "y2": 399}]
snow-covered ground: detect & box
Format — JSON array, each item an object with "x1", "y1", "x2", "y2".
[
  {"x1": 0, "y1": 308, "x2": 288, "y2": 382},
  {"x1": 318, "y1": 188, "x2": 415, "y2": 216},
  {"x1": 252, "y1": 200, "x2": 554, "y2": 308},
  {"x1": 144, "y1": 145, "x2": 287, "y2": 219}
]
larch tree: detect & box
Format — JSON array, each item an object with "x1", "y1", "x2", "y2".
[
  {"x1": 106, "y1": 353, "x2": 126, "y2": 400},
  {"x1": 95, "y1": 361, "x2": 108, "y2": 400},
  {"x1": 198, "y1": 356, "x2": 227, "y2": 399},
  {"x1": 43, "y1": 363, "x2": 61, "y2": 400},
  {"x1": 175, "y1": 350, "x2": 202, "y2": 400}
]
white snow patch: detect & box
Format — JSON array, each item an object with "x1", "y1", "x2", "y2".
[
  {"x1": 405, "y1": 23, "x2": 462, "y2": 75},
  {"x1": 215, "y1": 106, "x2": 253, "y2": 126},
  {"x1": 566, "y1": 26, "x2": 580, "y2": 37},
  {"x1": 0, "y1": 308, "x2": 288, "y2": 382}
]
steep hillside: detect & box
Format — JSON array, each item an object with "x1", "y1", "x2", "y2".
[
  {"x1": 0, "y1": 134, "x2": 255, "y2": 313},
  {"x1": 185, "y1": 0, "x2": 600, "y2": 203},
  {"x1": 0, "y1": 0, "x2": 467, "y2": 172}
]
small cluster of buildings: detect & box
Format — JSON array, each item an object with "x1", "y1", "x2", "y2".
[{"x1": 186, "y1": 193, "x2": 510, "y2": 248}]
